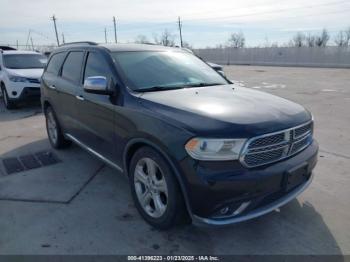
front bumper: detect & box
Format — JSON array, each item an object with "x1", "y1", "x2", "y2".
[
  {"x1": 192, "y1": 172, "x2": 314, "y2": 226},
  {"x1": 10, "y1": 86, "x2": 41, "y2": 101},
  {"x1": 179, "y1": 140, "x2": 318, "y2": 226}
]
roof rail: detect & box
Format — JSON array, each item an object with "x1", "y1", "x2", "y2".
[
  {"x1": 59, "y1": 41, "x2": 98, "y2": 47},
  {"x1": 0, "y1": 46, "x2": 17, "y2": 51}
]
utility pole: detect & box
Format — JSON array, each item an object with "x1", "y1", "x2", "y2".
[
  {"x1": 51, "y1": 15, "x2": 60, "y2": 46},
  {"x1": 113, "y1": 16, "x2": 117, "y2": 43},
  {"x1": 16, "y1": 40, "x2": 19, "y2": 50},
  {"x1": 62, "y1": 33, "x2": 65, "y2": 44},
  {"x1": 178, "y1": 16, "x2": 183, "y2": 47},
  {"x1": 25, "y1": 30, "x2": 31, "y2": 50},
  {"x1": 104, "y1": 28, "x2": 108, "y2": 43},
  {"x1": 30, "y1": 37, "x2": 34, "y2": 51}
]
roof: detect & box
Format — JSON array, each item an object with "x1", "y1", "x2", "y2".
[
  {"x1": 54, "y1": 42, "x2": 183, "y2": 53},
  {"x1": 100, "y1": 43, "x2": 182, "y2": 52},
  {"x1": 2, "y1": 50, "x2": 42, "y2": 55}
]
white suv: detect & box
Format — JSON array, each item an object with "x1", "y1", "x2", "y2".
[{"x1": 0, "y1": 50, "x2": 47, "y2": 109}]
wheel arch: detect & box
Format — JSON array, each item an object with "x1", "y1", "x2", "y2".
[
  {"x1": 123, "y1": 138, "x2": 194, "y2": 220},
  {"x1": 43, "y1": 100, "x2": 51, "y2": 109}
]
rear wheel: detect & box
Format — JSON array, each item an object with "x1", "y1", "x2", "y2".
[
  {"x1": 1, "y1": 84, "x2": 16, "y2": 109},
  {"x1": 129, "y1": 146, "x2": 188, "y2": 229},
  {"x1": 45, "y1": 106, "x2": 71, "y2": 149}
]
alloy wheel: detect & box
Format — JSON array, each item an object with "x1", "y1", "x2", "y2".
[
  {"x1": 47, "y1": 110, "x2": 58, "y2": 144},
  {"x1": 134, "y1": 157, "x2": 168, "y2": 218},
  {"x1": 2, "y1": 88, "x2": 8, "y2": 107}
]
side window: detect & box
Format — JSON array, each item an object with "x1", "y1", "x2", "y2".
[
  {"x1": 61, "y1": 51, "x2": 84, "y2": 84},
  {"x1": 84, "y1": 52, "x2": 112, "y2": 82},
  {"x1": 46, "y1": 52, "x2": 66, "y2": 75}
]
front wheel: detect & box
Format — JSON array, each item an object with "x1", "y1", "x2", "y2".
[
  {"x1": 1, "y1": 84, "x2": 16, "y2": 109},
  {"x1": 129, "y1": 146, "x2": 188, "y2": 229}
]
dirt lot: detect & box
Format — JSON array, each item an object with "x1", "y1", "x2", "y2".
[{"x1": 0, "y1": 65, "x2": 349, "y2": 255}]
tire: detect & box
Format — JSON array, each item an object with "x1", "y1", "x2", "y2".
[
  {"x1": 44, "y1": 106, "x2": 71, "y2": 149},
  {"x1": 1, "y1": 84, "x2": 16, "y2": 109},
  {"x1": 129, "y1": 146, "x2": 188, "y2": 229}
]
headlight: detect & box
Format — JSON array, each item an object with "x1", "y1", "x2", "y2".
[
  {"x1": 9, "y1": 75, "x2": 28, "y2": 82},
  {"x1": 185, "y1": 138, "x2": 246, "y2": 161}
]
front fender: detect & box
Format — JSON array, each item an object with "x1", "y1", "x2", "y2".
[{"x1": 123, "y1": 137, "x2": 195, "y2": 221}]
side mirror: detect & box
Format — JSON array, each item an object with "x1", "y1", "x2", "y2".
[
  {"x1": 83, "y1": 76, "x2": 112, "y2": 95},
  {"x1": 217, "y1": 70, "x2": 226, "y2": 77}
]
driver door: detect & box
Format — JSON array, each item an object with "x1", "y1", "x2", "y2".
[{"x1": 74, "y1": 51, "x2": 116, "y2": 161}]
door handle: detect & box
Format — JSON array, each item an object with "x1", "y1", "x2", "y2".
[
  {"x1": 76, "y1": 95, "x2": 85, "y2": 101},
  {"x1": 49, "y1": 84, "x2": 56, "y2": 90}
]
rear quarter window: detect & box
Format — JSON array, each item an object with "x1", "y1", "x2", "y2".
[{"x1": 46, "y1": 52, "x2": 66, "y2": 75}]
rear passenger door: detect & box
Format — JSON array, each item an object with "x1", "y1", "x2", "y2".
[
  {"x1": 41, "y1": 52, "x2": 67, "y2": 122},
  {"x1": 74, "y1": 51, "x2": 116, "y2": 161},
  {"x1": 55, "y1": 51, "x2": 85, "y2": 135}
]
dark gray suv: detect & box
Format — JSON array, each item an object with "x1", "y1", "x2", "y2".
[{"x1": 41, "y1": 42, "x2": 318, "y2": 229}]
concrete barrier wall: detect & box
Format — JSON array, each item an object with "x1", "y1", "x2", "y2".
[{"x1": 194, "y1": 47, "x2": 350, "y2": 68}]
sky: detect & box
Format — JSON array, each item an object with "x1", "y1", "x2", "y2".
[{"x1": 0, "y1": 0, "x2": 350, "y2": 48}]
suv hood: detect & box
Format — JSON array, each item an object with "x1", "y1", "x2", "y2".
[
  {"x1": 139, "y1": 84, "x2": 312, "y2": 138},
  {"x1": 6, "y1": 68, "x2": 44, "y2": 79}
]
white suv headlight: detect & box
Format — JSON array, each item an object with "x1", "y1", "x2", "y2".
[
  {"x1": 185, "y1": 138, "x2": 246, "y2": 161},
  {"x1": 9, "y1": 75, "x2": 28, "y2": 82}
]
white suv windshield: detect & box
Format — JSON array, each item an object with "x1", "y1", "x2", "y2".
[
  {"x1": 112, "y1": 51, "x2": 228, "y2": 91},
  {"x1": 3, "y1": 54, "x2": 47, "y2": 69}
]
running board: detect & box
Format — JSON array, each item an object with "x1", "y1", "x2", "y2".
[{"x1": 65, "y1": 133, "x2": 123, "y2": 172}]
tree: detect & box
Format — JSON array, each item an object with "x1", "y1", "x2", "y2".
[
  {"x1": 335, "y1": 31, "x2": 346, "y2": 46},
  {"x1": 227, "y1": 32, "x2": 245, "y2": 48},
  {"x1": 291, "y1": 32, "x2": 305, "y2": 47},
  {"x1": 154, "y1": 29, "x2": 175, "y2": 47},
  {"x1": 346, "y1": 27, "x2": 350, "y2": 45},
  {"x1": 135, "y1": 34, "x2": 149, "y2": 44},
  {"x1": 334, "y1": 27, "x2": 350, "y2": 47},
  {"x1": 182, "y1": 41, "x2": 193, "y2": 49},
  {"x1": 315, "y1": 28, "x2": 330, "y2": 47},
  {"x1": 306, "y1": 33, "x2": 316, "y2": 47}
]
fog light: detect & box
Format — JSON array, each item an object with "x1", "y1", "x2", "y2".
[
  {"x1": 12, "y1": 91, "x2": 17, "y2": 96},
  {"x1": 220, "y1": 207, "x2": 230, "y2": 215}
]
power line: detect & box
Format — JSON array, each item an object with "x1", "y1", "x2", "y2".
[
  {"x1": 30, "y1": 29, "x2": 54, "y2": 41},
  {"x1": 182, "y1": 0, "x2": 350, "y2": 22},
  {"x1": 51, "y1": 15, "x2": 60, "y2": 46}
]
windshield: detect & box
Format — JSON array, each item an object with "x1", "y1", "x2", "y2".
[
  {"x1": 112, "y1": 51, "x2": 228, "y2": 91},
  {"x1": 3, "y1": 54, "x2": 47, "y2": 69}
]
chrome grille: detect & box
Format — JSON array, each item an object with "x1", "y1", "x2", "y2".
[
  {"x1": 248, "y1": 133, "x2": 285, "y2": 149},
  {"x1": 27, "y1": 78, "x2": 40, "y2": 84},
  {"x1": 244, "y1": 147, "x2": 287, "y2": 167},
  {"x1": 294, "y1": 122, "x2": 312, "y2": 138},
  {"x1": 290, "y1": 135, "x2": 311, "y2": 154},
  {"x1": 241, "y1": 121, "x2": 313, "y2": 168}
]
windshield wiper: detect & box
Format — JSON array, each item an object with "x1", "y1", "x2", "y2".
[
  {"x1": 135, "y1": 85, "x2": 185, "y2": 92},
  {"x1": 185, "y1": 82, "x2": 225, "y2": 87},
  {"x1": 135, "y1": 82, "x2": 224, "y2": 92}
]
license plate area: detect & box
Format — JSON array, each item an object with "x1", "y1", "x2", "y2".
[{"x1": 284, "y1": 163, "x2": 308, "y2": 192}]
